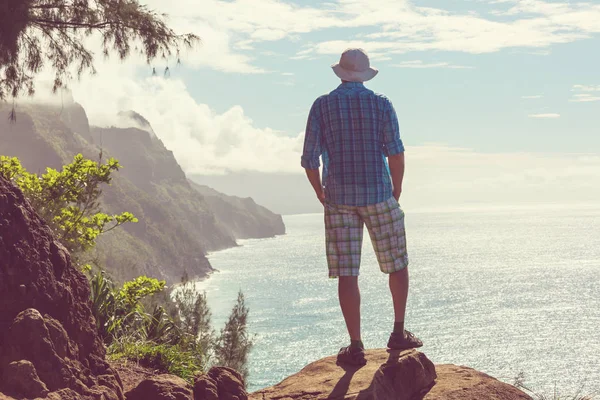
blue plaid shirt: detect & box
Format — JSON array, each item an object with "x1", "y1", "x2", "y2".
[{"x1": 301, "y1": 82, "x2": 405, "y2": 206}]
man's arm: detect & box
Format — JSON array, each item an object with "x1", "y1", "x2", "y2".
[
  {"x1": 388, "y1": 153, "x2": 405, "y2": 201},
  {"x1": 301, "y1": 100, "x2": 324, "y2": 205},
  {"x1": 382, "y1": 100, "x2": 406, "y2": 202},
  {"x1": 305, "y1": 168, "x2": 326, "y2": 205}
]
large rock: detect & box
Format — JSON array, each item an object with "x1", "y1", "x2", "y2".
[
  {"x1": 0, "y1": 175, "x2": 123, "y2": 399},
  {"x1": 125, "y1": 374, "x2": 193, "y2": 400},
  {"x1": 250, "y1": 349, "x2": 531, "y2": 400},
  {"x1": 250, "y1": 349, "x2": 436, "y2": 400},
  {"x1": 195, "y1": 367, "x2": 248, "y2": 400}
]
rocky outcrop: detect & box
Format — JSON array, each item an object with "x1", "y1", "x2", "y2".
[
  {"x1": 62, "y1": 102, "x2": 93, "y2": 143},
  {"x1": 0, "y1": 175, "x2": 123, "y2": 399},
  {"x1": 113, "y1": 365, "x2": 248, "y2": 400},
  {"x1": 125, "y1": 374, "x2": 193, "y2": 400},
  {"x1": 424, "y1": 364, "x2": 532, "y2": 400},
  {"x1": 250, "y1": 349, "x2": 531, "y2": 400},
  {"x1": 194, "y1": 367, "x2": 248, "y2": 400}
]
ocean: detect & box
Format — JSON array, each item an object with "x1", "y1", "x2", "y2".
[{"x1": 195, "y1": 205, "x2": 600, "y2": 396}]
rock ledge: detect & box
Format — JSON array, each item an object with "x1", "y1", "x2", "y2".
[{"x1": 250, "y1": 349, "x2": 531, "y2": 400}]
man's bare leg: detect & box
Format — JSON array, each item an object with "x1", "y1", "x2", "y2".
[
  {"x1": 387, "y1": 266, "x2": 422, "y2": 348},
  {"x1": 389, "y1": 267, "x2": 409, "y2": 333},
  {"x1": 338, "y1": 276, "x2": 361, "y2": 342}
]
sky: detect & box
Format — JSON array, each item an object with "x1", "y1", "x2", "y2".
[{"x1": 28, "y1": 0, "x2": 600, "y2": 212}]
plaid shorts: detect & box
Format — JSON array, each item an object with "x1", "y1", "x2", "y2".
[{"x1": 324, "y1": 197, "x2": 409, "y2": 278}]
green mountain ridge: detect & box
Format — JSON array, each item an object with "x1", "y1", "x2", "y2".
[{"x1": 0, "y1": 103, "x2": 285, "y2": 284}]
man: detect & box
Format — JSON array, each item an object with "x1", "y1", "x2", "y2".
[{"x1": 301, "y1": 48, "x2": 422, "y2": 366}]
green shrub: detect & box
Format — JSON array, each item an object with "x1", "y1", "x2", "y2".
[
  {"x1": 90, "y1": 271, "x2": 169, "y2": 343},
  {"x1": 0, "y1": 154, "x2": 137, "y2": 269},
  {"x1": 108, "y1": 340, "x2": 203, "y2": 383}
]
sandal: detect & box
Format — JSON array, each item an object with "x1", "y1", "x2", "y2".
[
  {"x1": 336, "y1": 345, "x2": 367, "y2": 366},
  {"x1": 387, "y1": 330, "x2": 423, "y2": 350}
]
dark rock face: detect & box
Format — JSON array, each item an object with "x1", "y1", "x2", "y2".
[
  {"x1": 2, "y1": 360, "x2": 49, "y2": 399},
  {"x1": 125, "y1": 374, "x2": 193, "y2": 400},
  {"x1": 195, "y1": 367, "x2": 248, "y2": 400},
  {"x1": 0, "y1": 176, "x2": 123, "y2": 399}
]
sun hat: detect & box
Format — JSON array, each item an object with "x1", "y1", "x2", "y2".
[{"x1": 331, "y1": 48, "x2": 378, "y2": 82}]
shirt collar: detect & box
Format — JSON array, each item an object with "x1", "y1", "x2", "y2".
[{"x1": 338, "y1": 82, "x2": 365, "y2": 89}]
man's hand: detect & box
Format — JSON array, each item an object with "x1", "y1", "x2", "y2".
[
  {"x1": 388, "y1": 153, "x2": 405, "y2": 203},
  {"x1": 317, "y1": 190, "x2": 326, "y2": 205},
  {"x1": 305, "y1": 168, "x2": 325, "y2": 206},
  {"x1": 393, "y1": 187, "x2": 402, "y2": 202}
]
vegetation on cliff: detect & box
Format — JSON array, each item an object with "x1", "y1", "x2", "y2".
[
  {"x1": 92, "y1": 273, "x2": 253, "y2": 383},
  {"x1": 0, "y1": 154, "x2": 253, "y2": 383}
]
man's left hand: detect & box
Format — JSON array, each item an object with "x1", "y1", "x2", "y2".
[{"x1": 317, "y1": 191, "x2": 326, "y2": 205}]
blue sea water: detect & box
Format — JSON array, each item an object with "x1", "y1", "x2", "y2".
[{"x1": 195, "y1": 205, "x2": 600, "y2": 396}]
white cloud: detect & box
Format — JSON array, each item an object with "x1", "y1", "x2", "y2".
[
  {"x1": 522, "y1": 95, "x2": 543, "y2": 99},
  {"x1": 173, "y1": 22, "x2": 266, "y2": 74},
  {"x1": 92, "y1": 0, "x2": 599, "y2": 75},
  {"x1": 529, "y1": 113, "x2": 560, "y2": 118},
  {"x1": 392, "y1": 60, "x2": 474, "y2": 69},
  {"x1": 291, "y1": 0, "x2": 600, "y2": 59},
  {"x1": 573, "y1": 84, "x2": 600, "y2": 92},
  {"x1": 570, "y1": 94, "x2": 600, "y2": 103},
  {"x1": 63, "y1": 60, "x2": 301, "y2": 175},
  {"x1": 570, "y1": 84, "x2": 600, "y2": 102}
]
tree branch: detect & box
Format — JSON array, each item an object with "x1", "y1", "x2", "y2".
[{"x1": 31, "y1": 18, "x2": 114, "y2": 29}]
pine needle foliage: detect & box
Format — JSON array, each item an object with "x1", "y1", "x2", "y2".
[
  {"x1": 174, "y1": 278, "x2": 215, "y2": 366},
  {"x1": 214, "y1": 291, "x2": 254, "y2": 382},
  {"x1": 0, "y1": 0, "x2": 198, "y2": 101}
]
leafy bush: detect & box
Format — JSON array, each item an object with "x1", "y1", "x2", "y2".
[
  {"x1": 95, "y1": 273, "x2": 254, "y2": 383},
  {"x1": 0, "y1": 154, "x2": 137, "y2": 269},
  {"x1": 90, "y1": 271, "x2": 171, "y2": 343}
]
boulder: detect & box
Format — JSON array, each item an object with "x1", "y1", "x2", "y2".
[
  {"x1": 250, "y1": 349, "x2": 436, "y2": 400},
  {"x1": 2, "y1": 360, "x2": 49, "y2": 399},
  {"x1": 125, "y1": 374, "x2": 193, "y2": 400},
  {"x1": 195, "y1": 367, "x2": 248, "y2": 400},
  {"x1": 0, "y1": 175, "x2": 123, "y2": 399},
  {"x1": 250, "y1": 349, "x2": 532, "y2": 400}
]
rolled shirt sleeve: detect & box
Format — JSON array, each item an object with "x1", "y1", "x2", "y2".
[
  {"x1": 301, "y1": 100, "x2": 323, "y2": 169},
  {"x1": 382, "y1": 100, "x2": 405, "y2": 157}
]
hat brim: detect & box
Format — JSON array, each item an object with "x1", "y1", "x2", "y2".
[{"x1": 331, "y1": 63, "x2": 379, "y2": 82}]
